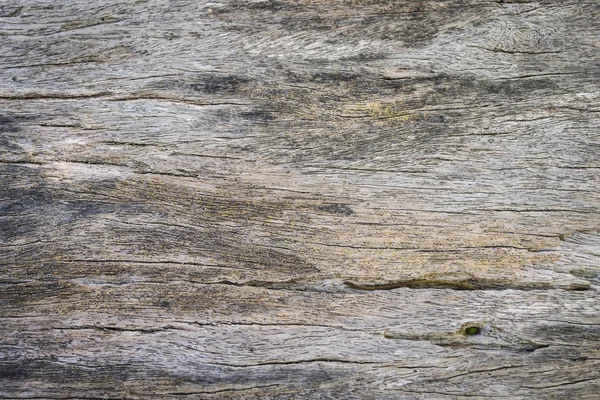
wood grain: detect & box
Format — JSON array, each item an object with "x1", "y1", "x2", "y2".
[{"x1": 1, "y1": 0, "x2": 599, "y2": 398}]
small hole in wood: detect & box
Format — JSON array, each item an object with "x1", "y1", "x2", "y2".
[{"x1": 465, "y1": 326, "x2": 480, "y2": 335}]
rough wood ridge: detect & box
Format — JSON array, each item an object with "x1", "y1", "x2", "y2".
[{"x1": 1, "y1": 0, "x2": 599, "y2": 398}]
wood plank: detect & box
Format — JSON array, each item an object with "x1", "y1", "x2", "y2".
[{"x1": 1, "y1": 0, "x2": 599, "y2": 398}]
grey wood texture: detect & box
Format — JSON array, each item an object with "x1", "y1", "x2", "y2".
[{"x1": 1, "y1": 0, "x2": 599, "y2": 398}]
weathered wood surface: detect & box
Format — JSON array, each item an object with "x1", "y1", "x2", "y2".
[{"x1": 1, "y1": 0, "x2": 599, "y2": 398}]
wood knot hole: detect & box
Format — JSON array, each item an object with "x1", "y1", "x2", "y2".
[{"x1": 465, "y1": 326, "x2": 480, "y2": 335}]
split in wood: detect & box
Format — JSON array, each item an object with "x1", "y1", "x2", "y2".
[{"x1": 383, "y1": 322, "x2": 549, "y2": 353}]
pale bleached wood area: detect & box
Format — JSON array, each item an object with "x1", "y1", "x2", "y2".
[{"x1": 1, "y1": 0, "x2": 600, "y2": 398}]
